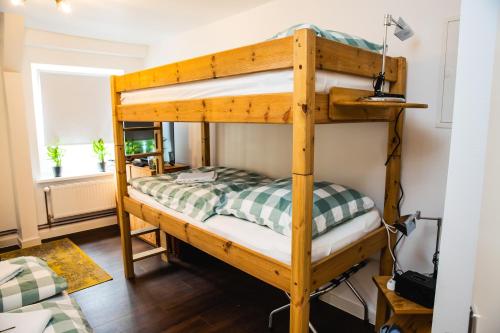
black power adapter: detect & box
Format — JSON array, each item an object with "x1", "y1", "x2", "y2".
[{"x1": 394, "y1": 271, "x2": 436, "y2": 308}]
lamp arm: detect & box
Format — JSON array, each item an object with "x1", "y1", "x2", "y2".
[{"x1": 416, "y1": 216, "x2": 443, "y2": 279}]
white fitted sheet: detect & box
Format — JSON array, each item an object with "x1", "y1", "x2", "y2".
[
  {"x1": 128, "y1": 187, "x2": 381, "y2": 265},
  {"x1": 121, "y1": 69, "x2": 373, "y2": 105}
]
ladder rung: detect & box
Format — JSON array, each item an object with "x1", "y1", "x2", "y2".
[
  {"x1": 126, "y1": 151, "x2": 161, "y2": 159},
  {"x1": 123, "y1": 126, "x2": 161, "y2": 132},
  {"x1": 132, "y1": 247, "x2": 167, "y2": 262},
  {"x1": 131, "y1": 226, "x2": 159, "y2": 237}
]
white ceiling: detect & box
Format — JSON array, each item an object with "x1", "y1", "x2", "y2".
[{"x1": 0, "y1": 0, "x2": 272, "y2": 45}]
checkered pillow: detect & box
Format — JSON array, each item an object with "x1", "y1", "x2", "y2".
[
  {"x1": 217, "y1": 178, "x2": 375, "y2": 238},
  {"x1": 0, "y1": 257, "x2": 67, "y2": 312},
  {"x1": 271, "y1": 23, "x2": 383, "y2": 53},
  {"x1": 130, "y1": 166, "x2": 272, "y2": 221},
  {"x1": 9, "y1": 293, "x2": 92, "y2": 333}
]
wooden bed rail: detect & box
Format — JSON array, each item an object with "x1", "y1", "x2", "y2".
[
  {"x1": 123, "y1": 196, "x2": 292, "y2": 291},
  {"x1": 114, "y1": 34, "x2": 398, "y2": 93},
  {"x1": 122, "y1": 195, "x2": 387, "y2": 294}
]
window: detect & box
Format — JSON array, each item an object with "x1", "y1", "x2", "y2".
[{"x1": 31, "y1": 64, "x2": 124, "y2": 179}]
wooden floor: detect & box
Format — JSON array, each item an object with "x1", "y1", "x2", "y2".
[{"x1": 64, "y1": 227, "x2": 372, "y2": 333}]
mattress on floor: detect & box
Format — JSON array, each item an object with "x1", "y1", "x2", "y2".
[
  {"x1": 128, "y1": 187, "x2": 381, "y2": 265},
  {"x1": 120, "y1": 69, "x2": 373, "y2": 105}
]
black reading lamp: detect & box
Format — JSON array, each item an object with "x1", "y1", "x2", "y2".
[{"x1": 365, "y1": 14, "x2": 414, "y2": 102}]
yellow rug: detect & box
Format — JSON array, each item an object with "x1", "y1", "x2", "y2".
[{"x1": 0, "y1": 238, "x2": 112, "y2": 293}]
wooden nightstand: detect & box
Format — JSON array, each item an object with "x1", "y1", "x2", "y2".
[
  {"x1": 373, "y1": 276, "x2": 433, "y2": 333},
  {"x1": 126, "y1": 163, "x2": 190, "y2": 245}
]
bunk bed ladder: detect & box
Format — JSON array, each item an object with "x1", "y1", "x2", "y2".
[{"x1": 129, "y1": 121, "x2": 169, "y2": 263}]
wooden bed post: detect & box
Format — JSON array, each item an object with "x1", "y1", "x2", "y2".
[
  {"x1": 290, "y1": 28, "x2": 316, "y2": 333},
  {"x1": 201, "y1": 122, "x2": 211, "y2": 166},
  {"x1": 154, "y1": 122, "x2": 165, "y2": 174},
  {"x1": 375, "y1": 57, "x2": 407, "y2": 330},
  {"x1": 110, "y1": 76, "x2": 134, "y2": 279}
]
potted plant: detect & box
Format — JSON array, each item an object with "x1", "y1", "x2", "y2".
[
  {"x1": 125, "y1": 140, "x2": 141, "y2": 161},
  {"x1": 92, "y1": 138, "x2": 107, "y2": 172},
  {"x1": 47, "y1": 144, "x2": 63, "y2": 177}
]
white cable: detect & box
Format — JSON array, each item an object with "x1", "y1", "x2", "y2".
[{"x1": 381, "y1": 218, "x2": 402, "y2": 274}]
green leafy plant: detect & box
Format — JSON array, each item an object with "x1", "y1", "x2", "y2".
[
  {"x1": 92, "y1": 138, "x2": 107, "y2": 163},
  {"x1": 47, "y1": 144, "x2": 63, "y2": 167},
  {"x1": 125, "y1": 140, "x2": 141, "y2": 155},
  {"x1": 145, "y1": 139, "x2": 155, "y2": 153}
]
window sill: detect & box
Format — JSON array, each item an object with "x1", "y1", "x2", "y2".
[{"x1": 36, "y1": 171, "x2": 114, "y2": 184}]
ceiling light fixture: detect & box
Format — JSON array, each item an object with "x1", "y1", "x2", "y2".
[
  {"x1": 10, "y1": 0, "x2": 71, "y2": 13},
  {"x1": 55, "y1": 0, "x2": 71, "y2": 13},
  {"x1": 10, "y1": 0, "x2": 26, "y2": 6}
]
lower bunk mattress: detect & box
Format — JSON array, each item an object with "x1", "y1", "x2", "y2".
[{"x1": 128, "y1": 187, "x2": 381, "y2": 265}]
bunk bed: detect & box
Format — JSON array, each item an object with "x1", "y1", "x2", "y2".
[{"x1": 110, "y1": 28, "x2": 427, "y2": 332}]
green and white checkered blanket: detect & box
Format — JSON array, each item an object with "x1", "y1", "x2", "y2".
[
  {"x1": 9, "y1": 293, "x2": 92, "y2": 333},
  {"x1": 129, "y1": 166, "x2": 272, "y2": 221},
  {"x1": 217, "y1": 178, "x2": 375, "y2": 238},
  {"x1": 271, "y1": 23, "x2": 383, "y2": 53},
  {"x1": 0, "y1": 257, "x2": 68, "y2": 312}
]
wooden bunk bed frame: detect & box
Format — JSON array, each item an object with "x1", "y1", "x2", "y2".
[{"x1": 110, "y1": 29, "x2": 427, "y2": 332}]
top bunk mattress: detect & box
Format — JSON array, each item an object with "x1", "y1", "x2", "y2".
[
  {"x1": 128, "y1": 187, "x2": 380, "y2": 265},
  {"x1": 120, "y1": 69, "x2": 374, "y2": 105}
]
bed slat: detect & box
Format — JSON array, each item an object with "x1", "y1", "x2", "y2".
[
  {"x1": 117, "y1": 93, "x2": 331, "y2": 124},
  {"x1": 316, "y1": 37, "x2": 398, "y2": 82},
  {"x1": 114, "y1": 35, "x2": 399, "y2": 93},
  {"x1": 115, "y1": 37, "x2": 294, "y2": 92}
]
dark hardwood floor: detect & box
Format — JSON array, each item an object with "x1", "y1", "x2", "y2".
[{"x1": 63, "y1": 227, "x2": 372, "y2": 333}]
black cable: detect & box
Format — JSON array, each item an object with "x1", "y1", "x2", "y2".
[
  {"x1": 397, "y1": 182, "x2": 404, "y2": 219},
  {"x1": 392, "y1": 234, "x2": 405, "y2": 275},
  {"x1": 385, "y1": 108, "x2": 406, "y2": 275},
  {"x1": 384, "y1": 108, "x2": 404, "y2": 166}
]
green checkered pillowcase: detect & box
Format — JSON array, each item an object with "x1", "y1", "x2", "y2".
[
  {"x1": 9, "y1": 294, "x2": 92, "y2": 333},
  {"x1": 271, "y1": 23, "x2": 383, "y2": 53},
  {"x1": 0, "y1": 256, "x2": 67, "y2": 312},
  {"x1": 217, "y1": 178, "x2": 375, "y2": 238},
  {"x1": 129, "y1": 166, "x2": 272, "y2": 221}
]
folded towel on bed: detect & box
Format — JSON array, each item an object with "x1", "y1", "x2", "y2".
[
  {"x1": 176, "y1": 171, "x2": 217, "y2": 184},
  {"x1": 0, "y1": 262, "x2": 24, "y2": 285},
  {"x1": 0, "y1": 309, "x2": 52, "y2": 333}
]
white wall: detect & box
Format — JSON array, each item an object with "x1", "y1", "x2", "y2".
[
  {"x1": 470, "y1": 6, "x2": 500, "y2": 333},
  {"x1": 0, "y1": 13, "x2": 39, "y2": 247},
  {"x1": 432, "y1": 0, "x2": 500, "y2": 331},
  {"x1": 0, "y1": 15, "x2": 18, "y2": 234},
  {"x1": 0, "y1": 24, "x2": 148, "y2": 246},
  {"x1": 22, "y1": 30, "x2": 147, "y2": 235},
  {"x1": 146, "y1": 0, "x2": 459, "y2": 320}
]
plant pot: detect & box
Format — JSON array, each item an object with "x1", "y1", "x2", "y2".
[
  {"x1": 98, "y1": 161, "x2": 106, "y2": 172},
  {"x1": 53, "y1": 166, "x2": 62, "y2": 177}
]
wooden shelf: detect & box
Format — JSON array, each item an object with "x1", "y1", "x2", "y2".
[
  {"x1": 334, "y1": 100, "x2": 428, "y2": 109},
  {"x1": 373, "y1": 276, "x2": 433, "y2": 315},
  {"x1": 329, "y1": 87, "x2": 428, "y2": 122}
]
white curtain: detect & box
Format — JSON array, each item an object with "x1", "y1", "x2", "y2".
[{"x1": 40, "y1": 72, "x2": 113, "y2": 145}]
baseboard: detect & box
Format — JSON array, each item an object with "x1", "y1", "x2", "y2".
[
  {"x1": 38, "y1": 215, "x2": 117, "y2": 240},
  {"x1": 0, "y1": 216, "x2": 118, "y2": 249},
  {"x1": 17, "y1": 235, "x2": 42, "y2": 248},
  {"x1": 0, "y1": 233, "x2": 20, "y2": 249}
]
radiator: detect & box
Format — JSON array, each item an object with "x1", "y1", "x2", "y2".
[{"x1": 44, "y1": 179, "x2": 116, "y2": 222}]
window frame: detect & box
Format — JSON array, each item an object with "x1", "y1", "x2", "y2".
[{"x1": 31, "y1": 63, "x2": 124, "y2": 180}]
